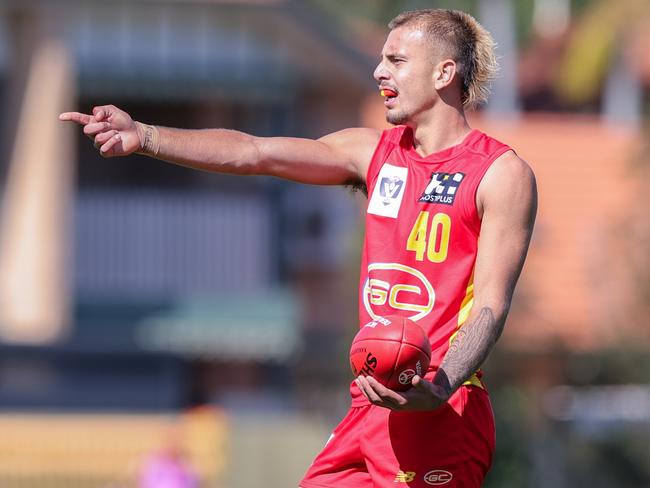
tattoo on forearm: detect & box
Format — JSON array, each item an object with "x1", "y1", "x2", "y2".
[{"x1": 434, "y1": 307, "x2": 502, "y2": 397}]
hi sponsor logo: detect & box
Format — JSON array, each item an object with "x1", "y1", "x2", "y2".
[
  {"x1": 419, "y1": 172, "x2": 465, "y2": 205},
  {"x1": 423, "y1": 470, "x2": 453, "y2": 485},
  {"x1": 368, "y1": 164, "x2": 408, "y2": 218},
  {"x1": 363, "y1": 262, "x2": 435, "y2": 321}
]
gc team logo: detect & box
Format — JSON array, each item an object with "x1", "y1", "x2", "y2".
[
  {"x1": 423, "y1": 470, "x2": 453, "y2": 485},
  {"x1": 362, "y1": 263, "x2": 435, "y2": 321}
]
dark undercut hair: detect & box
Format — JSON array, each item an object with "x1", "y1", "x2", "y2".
[{"x1": 388, "y1": 9, "x2": 498, "y2": 108}]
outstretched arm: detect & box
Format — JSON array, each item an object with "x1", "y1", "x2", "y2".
[
  {"x1": 356, "y1": 150, "x2": 538, "y2": 410},
  {"x1": 59, "y1": 105, "x2": 379, "y2": 186}
]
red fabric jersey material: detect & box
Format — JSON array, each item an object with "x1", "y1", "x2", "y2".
[
  {"x1": 351, "y1": 126, "x2": 511, "y2": 406},
  {"x1": 300, "y1": 386, "x2": 495, "y2": 488}
]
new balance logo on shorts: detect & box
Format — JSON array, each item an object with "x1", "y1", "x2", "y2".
[
  {"x1": 419, "y1": 172, "x2": 465, "y2": 205},
  {"x1": 394, "y1": 470, "x2": 416, "y2": 483}
]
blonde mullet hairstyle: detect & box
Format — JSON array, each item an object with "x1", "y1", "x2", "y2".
[{"x1": 388, "y1": 9, "x2": 499, "y2": 109}]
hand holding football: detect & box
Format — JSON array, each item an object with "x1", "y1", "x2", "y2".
[{"x1": 350, "y1": 315, "x2": 431, "y2": 391}]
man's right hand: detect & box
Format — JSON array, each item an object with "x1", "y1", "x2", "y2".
[
  {"x1": 60, "y1": 104, "x2": 378, "y2": 185},
  {"x1": 59, "y1": 105, "x2": 143, "y2": 157}
]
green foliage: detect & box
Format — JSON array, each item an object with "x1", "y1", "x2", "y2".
[
  {"x1": 567, "y1": 348, "x2": 650, "y2": 385},
  {"x1": 481, "y1": 347, "x2": 650, "y2": 486},
  {"x1": 556, "y1": 1, "x2": 617, "y2": 103},
  {"x1": 306, "y1": 0, "x2": 476, "y2": 28},
  {"x1": 556, "y1": 0, "x2": 649, "y2": 104},
  {"x1": 484, "y1": 385, "x2": 533, "y2": 488},
  {"x1": 565, "y1": 431, "x2": 650, "y2": 488}
]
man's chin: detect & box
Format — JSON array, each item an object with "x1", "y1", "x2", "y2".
[{"x1": 386, "y1": 110, "x2": 409, "y2": 126}]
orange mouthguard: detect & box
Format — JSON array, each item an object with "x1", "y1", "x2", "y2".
[{"x1": 380, "y1": 89, "x2": 397, "y2": 97}]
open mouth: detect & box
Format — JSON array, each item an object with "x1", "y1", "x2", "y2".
[{"x1": 380, "y1": 88, "x2": 398, "y2": 106}]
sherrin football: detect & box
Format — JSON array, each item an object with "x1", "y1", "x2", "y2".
[{"x1": 350, "y1": 315, "x2": 431, "y2": 391}]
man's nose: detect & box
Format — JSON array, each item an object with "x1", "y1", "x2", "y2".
[{"x1": 373, "y1": 62, "x2": 388, "y2": 82}]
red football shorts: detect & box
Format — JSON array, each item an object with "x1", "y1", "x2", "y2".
[{"x1": 300, "y1": 385, "x2": 495, "y2": 488}]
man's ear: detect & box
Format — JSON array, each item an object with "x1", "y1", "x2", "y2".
[{"x1": 434, "y1": 59, "x2": 457, "y2": 90}]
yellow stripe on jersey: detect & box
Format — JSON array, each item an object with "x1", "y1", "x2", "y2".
[
  {"x1": 454, "y1": 274, "x2": 484, "y2": 389},
  {"x1": 457, "y1": 279, "x2": 474, "y2": 327},
  {"x1": 463, "y1": 372, "x2": 484, "y2": 389}
]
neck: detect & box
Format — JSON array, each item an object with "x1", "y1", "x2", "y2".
[{"x1": 408, "y1": 104, "x2": 471, "y2": 157}]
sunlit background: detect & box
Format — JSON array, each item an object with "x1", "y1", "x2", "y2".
[{"x1": 0, "y1": 0, "x2": 649, "y2": 486}]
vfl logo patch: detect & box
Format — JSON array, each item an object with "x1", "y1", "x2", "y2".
[
  {"x1": 379, "y1": 176, "x2": 404, "y2": 205},
  {"x1": 419, "y1": 172, "x2": 465, "y2": 205},
  {"x1": 368, "y1": 164, "x2": 408, "y2": 218}
]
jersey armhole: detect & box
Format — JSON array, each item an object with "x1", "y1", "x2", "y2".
[
  {"x1": 365, "y1": 127, "x2": 406, "y2": 192},
  {"x1": 466, "y1": 146, "x2": 514, "y2": 226}
]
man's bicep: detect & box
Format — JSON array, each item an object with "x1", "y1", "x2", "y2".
[
  {"x1": 318, "y1": 127, "x2": 381, "y2": 182},
  {"x1": 253, "y1": 128, "x2": 380, "y2": 185},
  {"x1": 473, "y1": 152, "x2": 538, "y2": 314}
]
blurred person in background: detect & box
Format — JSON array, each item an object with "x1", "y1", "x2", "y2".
[
  {"x1": 138, "y1": 422, "x2": 198, "y2": 488},
  {"x1": 61, "y1": 8, "x2": 536, "y2": 488}
]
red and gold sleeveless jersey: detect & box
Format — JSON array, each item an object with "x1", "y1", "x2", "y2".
[{"x1": 351, "y1": 126, "x2": 511, "y2": 405}]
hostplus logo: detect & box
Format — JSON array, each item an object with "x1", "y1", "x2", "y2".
[{"x1": 419, "y1": 172, "x2": 465, "y2": 205}]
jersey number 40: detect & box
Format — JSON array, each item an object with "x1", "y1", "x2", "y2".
[{"x1": 406, "y1": 211, "x2": 451, "y2": 263}]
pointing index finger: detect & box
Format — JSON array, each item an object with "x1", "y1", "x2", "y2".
[{"x1": 59, "y1": 112, "x2": 92, "y2": 124}]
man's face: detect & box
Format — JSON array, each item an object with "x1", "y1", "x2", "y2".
[{"x1": 373, "y1": 26, "x2": 439, "y2": 126}]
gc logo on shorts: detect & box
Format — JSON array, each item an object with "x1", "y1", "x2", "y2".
[{"x1": 423, "y1": 469, "x2": 453, "y2": 485}]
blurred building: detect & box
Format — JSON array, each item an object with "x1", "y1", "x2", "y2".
[
  {"x1": 1, "y1": 1, "x2": 650, "y2": 486},
  {"x1": 0, "y1": 0, "x2": 372, "y2": 412}
]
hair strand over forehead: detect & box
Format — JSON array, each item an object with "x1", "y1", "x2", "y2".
[{"x1": 388, "y1": 9, "x2": 498, "y2": 109}]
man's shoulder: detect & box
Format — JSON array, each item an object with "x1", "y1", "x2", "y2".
[
  {"x1": 468, "y1": 129, "x2": 512, "y2": 160},
  {"x1": 489, "y1": 151, "x2": 535, "y2": 181},
  {"x1": 316, "y1": 128, "x2": 383, "y2": 184},
  {"x1": 478, "y1": 150, "x2": 537, "y2": 210}
]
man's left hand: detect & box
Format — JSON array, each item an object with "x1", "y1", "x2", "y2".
[{"x1": 355, "y1": 375, "x2": 449, "y2": 411}]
